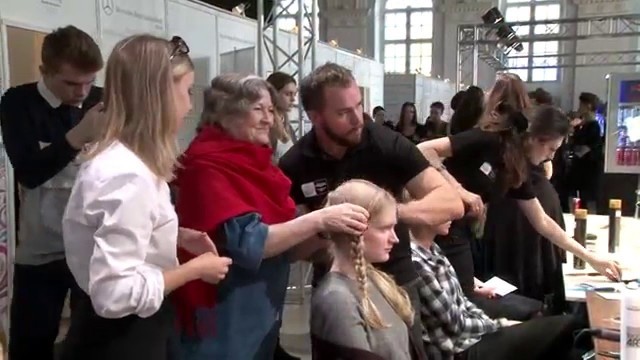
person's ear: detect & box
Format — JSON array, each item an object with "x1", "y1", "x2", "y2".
[{"x1": 308, "y1": 110, "x2": 321, "y2": 125}]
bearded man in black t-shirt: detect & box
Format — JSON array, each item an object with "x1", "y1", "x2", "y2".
[{"x1": 279, "y1": 62, "x2": 464, "y2": 358}]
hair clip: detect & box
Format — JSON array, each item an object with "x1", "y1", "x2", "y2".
[{"x1": 508, "y1": 111, "x2": 529, "y2": 134}]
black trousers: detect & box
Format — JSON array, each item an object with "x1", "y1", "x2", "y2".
[
  {"x1": 469, "y1": 293, "x2": 543, "y2": 321},
  {"x1": 61, "y1": 286, "x2": 174, "y2": 360},
  {"x1": 9, "y1": 260, "x2": 76, "y2": 360},
  {"x1": 459, "y1": 315, "x2": 579, "y2": 360}
]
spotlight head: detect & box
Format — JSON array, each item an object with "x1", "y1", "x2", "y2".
[
  {"x1": 482, "y1": 7, "x2": 504, "y2": 25},
  {"x1": 232, "y1": 2, "x2": 251, "y2": 16}
]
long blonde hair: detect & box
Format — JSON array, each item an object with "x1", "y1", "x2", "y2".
[
  {"x1": 89, "y1": 34, "x2": 193, "y2": 181},
  {"x1": 326, "y1": 180, "x2": 414, "y2": 329}
]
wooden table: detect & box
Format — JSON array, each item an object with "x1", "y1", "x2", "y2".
[{"x1": 562, "y1": 214, "x2": 640, "y2": 302}]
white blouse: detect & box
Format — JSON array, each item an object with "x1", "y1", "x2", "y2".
[
  {"x1": 274, "y1": 139, "x2": 293, "y2": 162},
  {"x1": 63, "y1": 142, "x2": 178, "y2": 319}
]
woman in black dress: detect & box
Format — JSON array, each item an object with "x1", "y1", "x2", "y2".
[
  {"x1": 395, "y1": 102, "x2": 426, "y2": 144},
  {"x1": 482, "y1": 106, "x2": 572, "y2": 315},
  {"x1": 417, "y1": 74, "x2": 620, "y2": 313}
]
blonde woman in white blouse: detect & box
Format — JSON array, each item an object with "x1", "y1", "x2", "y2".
[{"x1": 61, "y1": 35, "x2": 231, "y2": 360}]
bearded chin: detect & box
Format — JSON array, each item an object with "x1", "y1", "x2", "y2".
[{"x1": 320, "y1": 122, "x2": 360, "y2": 148}]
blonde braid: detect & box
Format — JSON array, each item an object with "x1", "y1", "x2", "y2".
[{"x1": 351, "y1": 235, "x2": 386, "y2": 329}]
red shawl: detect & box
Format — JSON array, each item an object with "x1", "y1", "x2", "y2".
[{"x1": 172, "y1": 125, "x2": 296, "y2": 336}]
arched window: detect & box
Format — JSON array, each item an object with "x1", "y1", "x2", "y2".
[
  {"x1": 383, "y1": 0, "x2": 433, "y2": 75},
  {"x1": 505, "y1": 0, "x2": 561, "y2": 82}
]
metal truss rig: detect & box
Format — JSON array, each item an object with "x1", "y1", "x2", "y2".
[
  {"x1": 456, "y1": 14, "x2": 640, "y2": 90},
  {"x1": 256, "y1": 0, "x2": 317, "y2": 305},
  {"x1": 256, "y1": 0, "x2": 318, "y2": 140}
]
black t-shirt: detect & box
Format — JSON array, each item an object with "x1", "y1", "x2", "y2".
[
  {"x1": 279, "y1": 122, "x2": 430, "y2": 286},
  {"x1": 438, "y1": 128, "x2": 535, "y2": 293},
  {"x1": 445, "y1": 127, "x2": 535, "y2": 203}
]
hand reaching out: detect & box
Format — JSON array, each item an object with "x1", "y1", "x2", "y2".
[
  {"x1": 178, "y1": 227, "x2": 218, "y2": 256},
  {"x1": 67, "y1": 102, "x2": 105, "y2": 148},
  {"x1": 188, "y1": 252, "x2": 232, "y2": 284},
  {"x1": 588, "y1": 253, "x2": 622, "y2": 281}
]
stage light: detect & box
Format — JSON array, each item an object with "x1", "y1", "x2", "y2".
[
  {"x1": 232, "y1": 3, "x2": 249, "y2": 16},
  {"x1": 481, "y1": 7, "x2": 524, "y2": 53},
  {"x1": 482, "y1": 7, "x2": 503, "y2": 25}
]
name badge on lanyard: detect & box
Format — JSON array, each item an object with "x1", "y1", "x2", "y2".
[{"x1": 479, "y1": 162, "x2": 496, "y2": 181}]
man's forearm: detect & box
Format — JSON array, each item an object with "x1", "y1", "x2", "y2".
[
  {"x1": 421, "y1": 148, "x2": 466, "y2": 197},
  {"x1": 398, "y1": 185, "x2": 463, "y2": 226}
]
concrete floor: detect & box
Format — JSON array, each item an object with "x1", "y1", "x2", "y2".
[{"x1": 280, "y1": 303, "x2": 312, "y2": 359}]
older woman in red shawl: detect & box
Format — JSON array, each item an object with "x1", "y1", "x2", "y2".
[{"x1": 173, "y1": 74, "x2": 369, "y2": 360}]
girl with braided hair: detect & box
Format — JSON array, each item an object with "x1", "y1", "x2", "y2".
[{"x1": 310, "y1": 179, "x2": 419, "y2": 360}]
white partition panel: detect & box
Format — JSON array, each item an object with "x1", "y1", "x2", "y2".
[
  {"x1": 216, "y1": 13, "x2": 256, "y2": 55},
  {"x1": 168, "y1": 0, "x2": 218, "y2": 151},
  {"x1": 167, "y1": 1, "x2": 218, "y2": 77},
  {"x1": 97, "y1": 0, "x2": 168, "y2": 57},
  {"x1": 219, "y1": 47, "x2": 256, "y2": 74},
  {"x1": 0, "y1": 0, "x2": 98, "y2": 38}
]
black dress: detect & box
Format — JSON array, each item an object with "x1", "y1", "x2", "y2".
[
  {"x1": 482, "y1": 163, "x2": 567, "y2": 315},
  {"x1": 435, "y1": 128, "x2": 543, "y2": 320}
]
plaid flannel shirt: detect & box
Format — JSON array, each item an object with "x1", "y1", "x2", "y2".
[{"x1": 411, "y1": 242, "x2": 502, "y2": 360}]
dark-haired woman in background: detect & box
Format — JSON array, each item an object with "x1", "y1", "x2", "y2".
[
  {"x1": 417, "y1": 73, "x2": 619, "y2": 318},
  {"x1": 396, "y1": 102, "x2": 426, "y2": 144},
  {"x1": 267, "y1": 72, "x2": 298, "y2": 162},
  {"x1": 482, "y1": 106, "x2": 571, "y2": 315}
]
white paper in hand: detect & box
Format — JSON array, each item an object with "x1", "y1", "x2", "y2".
[{"x1": 483, "y1": 277, "x2": 518, "y2": 297}]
